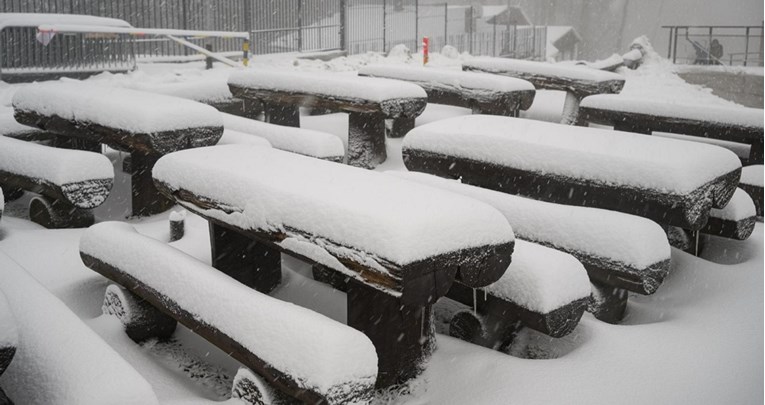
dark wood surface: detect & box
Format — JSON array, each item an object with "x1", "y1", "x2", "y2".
[
  {"x1": 701, "y1": 215, "x2": 756, "y2": 240},
  {"x1": 0, "y1": 168, "x2": 111, "y2": 211},
  {"x1": 402, "y1": 148, "x2": 740, "y2": 230}
]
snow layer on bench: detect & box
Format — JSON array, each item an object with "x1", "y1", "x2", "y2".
[
  {"x1": 228, "y1": 69, "x2": 427, "y2": 103},
  {"x1": 482, "y1": 240, "x2": 590, "y2": 313},
  {"x1": 218, "y1": 128, "x2": 272, "y2": 148},
  {"x1": 12, "y1": 82, "x2": 223, "y2": 134},
  {"x1": 709, "y1": 188, "x2": 756, "y2": 221},
  {"x1": 390, "y1": 171, "x2": 670, "y2": 269},
  {"x1": 403, "y1": 115, "x2": 741, "y2": 194},
  {"x1": 222, "y1": 113, "x2": 343, "y2": 159},
  {"x1": 0, "y1": 290, "x2": 16, "y2": 350},
  {"x1": 359, "y1": 64, "x2": 534, "y2": 92},
  {"x1": 0, "y1": 252, "x2": 159, "y2": 405},
  {"x1": 464, "y1": 57, "x2": 624, "y2": 83},
  {"x1": 0, "y1": 106, "x2": 39, "y2": 137},
  {"x1": 740, "y1": 165, "x2": 763, "y2": 187},
  {"x1": 80, "y1": 222, "x2": 378, "y2": 395},
  {"x1": 580, "y1": 94, "x2": 764, "y2": 129},
  {"x1": 150, "y1": 79, "x2": 234, "y2": 103},
  {"x1": 153, "y1": 145, "x2": 514, "y2": 266},
  {"x1": 0, "y1": 136, "x2": 113, "y2": 185}
]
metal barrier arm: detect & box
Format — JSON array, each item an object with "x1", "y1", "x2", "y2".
[{"x1": 165, "y1": 35, "x2": 240, "y2": 68}]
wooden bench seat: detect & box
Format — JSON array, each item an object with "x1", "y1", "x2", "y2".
[
  {"x1": 228, "y1": 70, "x2": 427, "y2": 168},
  {"x1": 0, "y1": 136, "x2": 113, "y2": 228},
  {"x1": 701, "y1": 188, "x2": 757, "y2": 240},
  {"x1": 462, "y1": 57, "x2": 625, "y2": 124},
  {"x1": 392, "y1": 171, "x2": 671, "y2": 323},
  {"x1": 739, "y1": 165, "x2": 763, "y2": 216},
  {"x1": 402, "y1": 115, "x2": 742, "y2": 231},
  {"x1": 80, "y1": 222, "x2": 378, "y2": 405},
  {"x1": 358, "y1": 64, "x2": 535, "y2": 136},
  {"x1": 152, "y1": 145, "x2": 515, "y2": 386},
  {"x1": 222, "y1": 112, "x2": 344, "y2": 162},
  {"x1": 578, "y1": 95, "x2": 764, "y2": 165},
  {"x1": 12, "y1": 82, "x2": 223, "y2": 217},
  {"x1": 0, "y1": 251, "x2": 159, "y2": 405}
]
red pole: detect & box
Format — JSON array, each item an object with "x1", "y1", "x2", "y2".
[{"x1": 423, "y1": 36, "x2": 429, "y2": 65}]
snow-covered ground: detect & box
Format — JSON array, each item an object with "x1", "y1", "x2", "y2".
[{"x1": 0, "y1": 45, "x2": 762, "y2": 404}]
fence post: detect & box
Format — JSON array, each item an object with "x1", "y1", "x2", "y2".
[
  {"x1": 182, "y1": 0, "x2": 189, "y2": 56},
  {"x1": 205, "y1": 43, "x2": 213, "y2": 69},
  {"x1": 415, "y1": 0, "x2": 419, "y2": 52},
  {"x1": 707, "y1": 26, "x2": 713, "y2": 64},
  {"x1": 340, "y1": 0, "x2": 346, "y2": 51},
  {"x1": 382, "y1": 0, "x2": 387, "y2": 53},
  {"x1": 492, "y1": 21, "x2": 496, "y2": 56},
  {"x1": 666, "y1": 27, "x2": 673, "y2": 59},
  {"x1": 297, "y1": 0, "x2": 303, "y2": 52},
  {"x1": 243, "y1": 0, "x2": 252, "y2": 32},
  {"x1": 744, "y1": 26, "x2": 750, "y2": 66},
  {"x1": 468, "y1": 6, "x2": 473, "y2": 55},
  {"x1": 444, "y1": 3, "x2": 448, "y2": 48},
  {"x1": 672, "y1": 28, "x2": 679, "y2": 64}
]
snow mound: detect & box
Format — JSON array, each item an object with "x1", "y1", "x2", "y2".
[
  {"x1": 741, "y1": 165, "x2": 763, "y2": 187},
  {"x1": 710, "y1": 188, "x2": 756, "y2": 221}
]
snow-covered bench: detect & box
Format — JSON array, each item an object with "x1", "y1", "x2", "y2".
[
  {"x1": 149, "y1": 79, "x2": 262, "y2": 119},
  {"x1": 402, "y1": 115, "x2": 742, "y2": 231},
  {"x1": 700, "y1": 188, "x2": 757, "y2": 241},
  {"x1": 0, "y1": 290, "x2": 16, "y2": 404},
  {"x1": 0, "y1": 251, "x2": 159, "y2": 405},
  {"x1": 0, "y1": 136, "x2": 113, "y2": 228},
  {"x1": 462, "y1": 58, "x2": 624, "y2": 124},
  {"x1": 578, "y1": 95, "x2": 764, "y2": 165},
  {"x1": 739, "y1": 165, "x2": 763, "y2": 217},
  {"x1": 222, "y1": 112, "x2": 344, "y2": 161},
  {"x1": 358, "y1": 64, "x2": 535, "y2": 137},
  {"x1": 80, "y1": 222, "x2": 378, "y2": 404},
  {"x1": 392, "y1": 171, "x2": 671, "y2": 323},
  {"x1": 152, "y1": 145, "x2": 515, "y2": 386},
  {"x1": 12, "y1": 82, "x2": 223, "y2": 217},
  {"x1": 228, "y1": 70, "x2": 427, "y2": 168}
]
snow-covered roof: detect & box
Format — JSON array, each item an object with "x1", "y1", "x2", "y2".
[
  {"x1": 483, "y1": 6, "x2": 531, "y2": 26},
  {"x1": 0, "y1": 13, "x2": 131, "y2": 31}
]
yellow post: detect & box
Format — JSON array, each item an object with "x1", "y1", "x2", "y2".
[{"x1": 242, "y1": 39, "x2": 250, "y2": 67}]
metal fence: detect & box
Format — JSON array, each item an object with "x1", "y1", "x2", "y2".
[{"x1": 663, "y1": 25, "x2": 764, "y2": 66}]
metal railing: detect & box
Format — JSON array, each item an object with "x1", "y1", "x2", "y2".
[{"x1": 663, "y1": 24, "x2": 764, "y2": 66}]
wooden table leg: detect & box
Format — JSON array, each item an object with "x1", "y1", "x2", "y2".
[
  {"x1": 388, "y1": 117, "x2": 416, "y2": 138},
  {"x1": 209, "y1": 222, "x2": 281, "y2": 294},
  {"x1": 131, "y1": 152, "x2": 175, "y2": 217},
  {"x1": 265, "y1": 103, "x2": 300, "y2": 127},
  {"x1": 348, "y1": 112, "x2": 386, "y2": 169}
]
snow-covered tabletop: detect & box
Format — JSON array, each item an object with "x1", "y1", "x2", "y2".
[{"x1": 402, "y1": 115, "x2": 742, "y2": 230}]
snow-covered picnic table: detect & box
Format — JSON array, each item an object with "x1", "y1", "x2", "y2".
[
  {"x1": 228, "y1": 69, "x2": 427, "y2": 168},
  {"x1": 152, "y1": 144, "x2": 515, "y2": 387},
  {"x1": 578, "y1": 95, "x2": 764, "y2": 165},
  {"x1": 12, "y1": 82, "x2": 223, "y2": 217},
  {"x1": 462, "y1": 57, "x2": 625, "y2": 124},
  {"x1": 402, "y1": 115, "x2": 742, "y2": 231},
  {"x1": 358, "y1": 64, "x2": 535, "y2": 136}
]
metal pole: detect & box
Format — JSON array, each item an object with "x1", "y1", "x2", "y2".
[
  {"x1": 468, "y1": 6, "x2": 473, "y2": 55},
  {"x1": 744, "y1": 26, "x2": 750, "y2": 66},
  {"x1": 383, "y1": 0, "x2": 387, "y2": 53},
  {"x1": 707, "y1": 26, "x2": 712, "y2": 64},
  {"x1": 672, "y1": 28, "x2": 679, "y2": 63},
  {"x1": 444, "y1": 3, "x2": 447, "y2": 47},
  {"x1": 667, "y1": 27, "x2": 673, "y2": 59},
  {"x1": 492, "y1": 20, "x2": 496, "y2": 56},
  {"x1": 415, "y1": 0, "x2": 419, "y2": 52},
  {"x1": 340, "y1": 0, "x2": 346, "y2": 51},
  {"x1": 297, "y1": 0, "x2": 303, "y2": 52}
]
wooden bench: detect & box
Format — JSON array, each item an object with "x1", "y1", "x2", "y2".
[
  {"x1": 392, "y1": 171, "x2": 672, "y2": 323},
  {"x1": 578, "y1": 95, "x2": 764, "y2": 165},
  {"x1": 462, "y1": 57, "x2": 625, "y2": 124},
  {"x1": 0, "y1": 289, "x2": 17, "y2": 405},
  {"x1": 358, "y1": 64, "x2": 535, "y2": 137},
  {"x1": 701, "y1": 188, "x2": 757, "y2": 241},
  {"x1": 740, "y1": 165, "x2": 763, "y2": 217},
  {"x1": 218, "y1": 129, "x2": 272, "y2": 148},
  {"x1": 150, "y1": 78, "x2": 262, "y2": 120},
  {"x1": 0, "y1": 251, "x2": 159, "y2": 405},
  {"x1": 152, "y1": 145, "x2": 515, "y2": 387},
  {"x1": 228, "y1": 70, "x2": 427, "y2": 168},
  {"x1": 12, "y1": 82, "x2": 223, "y2": 217},
  {"x1": 402, "y1": 115, "x2": 742, "y2": 232},
  {"x1": 222, "y1": 112, "x2": 345, "y2": 162},
  {"x1": 80, "y1": 222, "x2": 378, "y2": 404},
  {"x1": 0, "y1": 136, "x2": 113, "y2": 228}
]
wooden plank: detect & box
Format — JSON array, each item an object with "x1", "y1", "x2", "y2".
[{"x1": 0, "y1": 168, "x2": 111, "y2": 210}]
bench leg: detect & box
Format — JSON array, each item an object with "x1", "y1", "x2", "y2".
[
  {"x1": 1, "y1": 186, "x2": 24, "y2": 203},
  {"x1": 348, "y1": 112, "x2": 386, "y2": 169},
  {"x1": 748, "y1": 138, "x2": 763, "y2": 165},
  {"x1": 311, "y1": 264, "x2": 350, "y2": 292},
  {"x1": 209, "y1": 222, "x2": 282, "y2": 294},
  {"x1": 232, "y1": 367, "x2": 281, "y2": 405},
  {"x1": 264, "y1": 104, "x2": 300, "y2": 127},
  {"x1": 103, "y1": 284, "x2": 177, "y2": 343},
  {"x1": 347, "y1": 279, "x2": 435, "y2": 388},
  {"x1": 28, "y1": 196, "x2": 94, "y2": 229},
  {"x1": 0, "y1": 387, "x2": 11, "y2": 405},
  {"x1": 560, "y1": 92, "x2": 581, "y2": 125},
  {"x1": 131, "y1": 152, "x2": 175, "y2": 217},
  {"x1": 388, "y1": 117, "x2": 415, "y2": 138},
  {"x1": 587, "y1": 282, "x2": 628, "y2": 324}
]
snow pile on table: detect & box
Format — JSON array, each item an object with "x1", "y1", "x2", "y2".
[
  {"x1": 148, "y1": 79, "x2": 234, "y2": 103},
  {"x1": 390, "y1": 171, "x2": 669, "y2": 275},
  {"x1": 741, "y1": 165, "x2": 763, "y2": 187},
  {"x1": 464, "y1": 57, "x2": 624, "y2": 83},
  {"x1": 12, "y1": 82, "x2": 223, "y2": 134},
  {"x1": 0, "y1": 252, "x2": 159, "y2": 405},
  {"x1": 81, "y1": 221, "x2": 378, "y2": 400},
  {"x1": 0, "y1": 106, "x2": 40, "y2": 137},
  {"x1": 402, "y1": 115, "x2": 741, "y2": 194},
  {"x1": 153, "y1": 145, "x2": 514, "y2": 267},
  {"x1": 709, "y1": 188, "x2": 756, "y2": 221},
  {"x1": 228, "y1": 69, "x2": 426, "y2": 103},
  {"x1": 580, "y1": 94, "x2": 763, "y2": 129},
  {"x1": 218, "y1": 128, "x2": 272, "y2": 148},
  {"x1": 359, "y1": 64, "x2": 534, "y2": 93},
  {"x1": 482, "y1": 239, "x2": 590, "y2": 313},
  {"x1": 222, "y1": 113, "x2": 343, "y2": 160}
]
